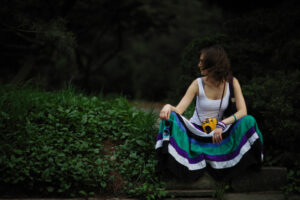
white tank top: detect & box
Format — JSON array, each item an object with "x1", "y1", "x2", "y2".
[{"x1": 189, "y1": 78, "x2": 230, "y2": 125}]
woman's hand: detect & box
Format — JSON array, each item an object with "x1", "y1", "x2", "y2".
[
  {"x1": 160, "y1": 104, "x2": 172, "y2": 120},
  {"x1": 213, "y1": 128, "x2": 223, "y2": 144}
]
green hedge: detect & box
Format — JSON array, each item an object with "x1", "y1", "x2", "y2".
[
  {"x1": 243, "y1": 71, "x2": 300, "y2": 194},
  {"x1": 243, "y1": 71, "x2": 300, "y2": 164},
  {"x1": 0, "y1": 84, "x2": 167, "y2": 199}
]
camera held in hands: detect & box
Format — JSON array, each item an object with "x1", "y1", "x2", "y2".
[{"x1": 201, "y1": 118, "x2": 217, "y2": 133}]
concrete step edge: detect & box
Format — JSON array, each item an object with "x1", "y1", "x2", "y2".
[
  {"x1": 164, "y1": 167, "x2": 287, "y2": 192},
  {"x1": 167, "y1": 189, "x2": 214, "y2": 197}
]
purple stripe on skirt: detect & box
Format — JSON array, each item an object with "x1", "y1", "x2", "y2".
[
  {"x1": 192, "y1": 123, "x2": 204, "y2": 131},
  {"x1": 157, "y1": 132, "x2": 163, "y2": 141}
]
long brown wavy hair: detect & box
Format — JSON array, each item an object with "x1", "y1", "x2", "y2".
[{"x1": 200, "y1": 45, "x2": 231, "y2": 83}]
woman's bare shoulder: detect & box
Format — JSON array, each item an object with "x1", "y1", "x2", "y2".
[
  {"x1": 232, "y1": 77, "x2": 240, "y2": 85},
  {"x1": 191, "y1": 78, "x2": 199, "y2": 94},
  {"x1": 232, "y1": 77, "x2": 243, "y2": 92},
  {"x1": 192, "y1": 78, "x2": 199, "y2": 84}
]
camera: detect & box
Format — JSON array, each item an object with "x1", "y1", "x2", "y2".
[{"x1": 201, "y1": 118, "x2": 217, "y2": 133}]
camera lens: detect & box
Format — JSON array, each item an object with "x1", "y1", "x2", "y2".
[{"x1": 205, "y1": 126, "x2": 211, "y2": 133}]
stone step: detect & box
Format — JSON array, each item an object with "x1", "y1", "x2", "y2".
[
  {"x1": 164, "y1": 198, "x2": 214, "y2": 200},
  {"x1": 2, "y1": 193, "x2": 300, "y2": 200},
  {"x1": 165, "y1": 172, "x2": 216, "y2": 190},
  {"x1": 223, "y1": 191, "x2": 285, "y2": 200},
  {"x1": 167, "y1": 189, "x2": 214, "y2": 197},
  {"x1": 164, "y1": 167, "x2": 287, "y2": 192},
  {"x1": 231, "y1": 167, "x2": 287, "y2": 192},
  {"x1": 164, "y1": 191, "x2": 300, "y2": 200}
]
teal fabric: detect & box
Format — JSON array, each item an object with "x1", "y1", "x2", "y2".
[{"x1": 158, "y1": 113, "x2": 263, "y2": 158}]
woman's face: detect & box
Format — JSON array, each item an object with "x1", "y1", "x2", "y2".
[{"x1": 198, "y1": 54, "x2": 207, "y2": 75}]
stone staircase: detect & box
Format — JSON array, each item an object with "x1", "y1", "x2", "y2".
[{"x1": 162, "y1": 167, "x2": 297, "y2": 200}]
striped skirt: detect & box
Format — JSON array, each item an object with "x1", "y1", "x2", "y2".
[{"x1": 155, "y1": 112, "x2": 263, "y2": 181}]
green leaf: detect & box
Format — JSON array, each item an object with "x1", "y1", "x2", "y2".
[
  {"x1": 81, "y1": 114, "x2": 87, "y2": 124},
  {"x1": 79, "y1": 190, "x2": 87, "y2": 196},
  {"x1": 57, "y1": 106, "x2": 64, "y2": 112},
  {"x1": 95, "y1": 158, "x2": 102, "y2": 165},
  {"x1": 89, "y1": 192, "x2": 95, "y2": 196},
  {"x1": 101, "y1": 182, "x2": 107, "y2": 188},
  {"x1": 13, "y1": 149, "x2": 23, "y2": 155},
  {"x1": 48, "y1": 114, "x2": 54, "y2": 120},
  {"x1": 136, "y1": 140, "x2": 146, "y2": 146},
  {"x1": 47, "y1": 186, "x2": 54, "y2": 192}
]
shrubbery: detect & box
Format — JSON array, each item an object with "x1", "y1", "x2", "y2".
[
  {"x1": 243, "y1": 71, "x2": 300, "y2": 193},
  {"x1": 0, "y1": 84, "x2": 167, "y2": 199},
  {"x1": 243, "y1": 70, "x2": 300, "y2": 165}
]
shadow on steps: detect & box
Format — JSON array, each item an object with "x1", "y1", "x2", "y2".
[{"x1": 162, "y1": 167, "x2": 287, "y2": 198}]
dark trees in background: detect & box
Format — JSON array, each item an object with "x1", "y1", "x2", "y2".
[
  {"x1": 0, "y1": 0, "x2": 222, "y2": 99},
  {"x1": 0, "y1": 0, "x2": 299, "y2": 101},
  {"x1": 0, "y1": 1, "x2": 77, "y2": 86},
  {"x1": 0, "y1": 0, "x2": 177, "y2": 95}
]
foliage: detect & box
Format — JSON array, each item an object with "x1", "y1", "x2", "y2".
[
  {"x1": 121, "y1": 0, "x2": 222, "y2": 100},
  {"x1": 243, "y1": 71, "x2": 300, "y2": 194},
  {"x1": 0, "y1": 84, "x2": 166, "y2": 199},
  {"x1": 243, "y1": 70, "x2": 300, "y2": 165},
  {"x1": 283, "y1": 168, "x2": 300, "y2": 194},
  {"x1": 213, "y1": 181, "x2": 230, "y2": 200},
  {"x1": 0, "y1": 0, "x2": 223, "y2": 100},
  {"x1": 0, "y1": 0, "x2": 176, "y2": 92}
]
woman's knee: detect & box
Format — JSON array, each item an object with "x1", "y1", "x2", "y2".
[{"x1": 243, "y1": 115, "x2": 256, "y2": 125}]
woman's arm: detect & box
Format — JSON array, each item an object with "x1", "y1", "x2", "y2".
[
  {"x1": 222, "y1": 77, "x2": 247, "y2": 125},
  {"x1": 160, "y1": 79, "x2": 198, "y2": 120}
]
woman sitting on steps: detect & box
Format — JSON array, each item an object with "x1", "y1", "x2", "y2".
[{"x1": 155, "y1": 45, "x2": 263, "y2": 181}]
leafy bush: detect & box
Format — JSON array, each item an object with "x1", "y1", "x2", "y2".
[
  {"x1": 243, "y1": 70, "x2": 300, "y2": 166},
  {"x1": 0, "y1": 84, "x2": 166, "y2": 199},
  {"x1": 243, "y1": 70, "x2": 300, "y2": 194}
]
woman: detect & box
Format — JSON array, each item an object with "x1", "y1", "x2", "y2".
[{"x1": 155, "y1": 45, "x2": 263, "y2": 181}]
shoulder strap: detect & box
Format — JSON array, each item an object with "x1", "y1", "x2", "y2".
[
  {"x1": 195, "y1": 94, "x2": 201, "y2": 123},
  {"x1": 223, "y1": 75, "x2": 237, "y2": 118},
  {"x1": 217, "y1": 82, "x2": 226, "y2": 120},
  {"x1": 229, "y1": 76, "x2": 234, "y2": 99}
]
